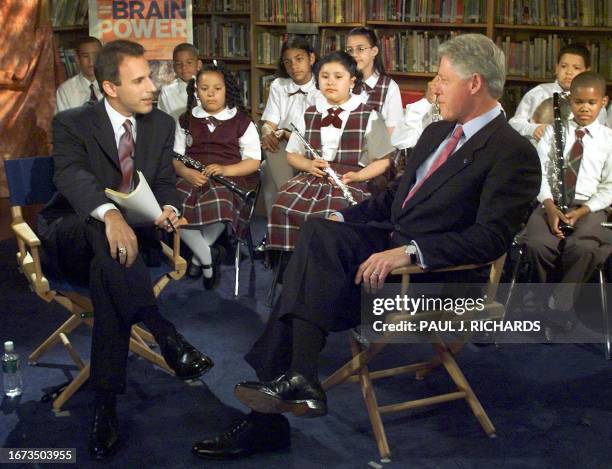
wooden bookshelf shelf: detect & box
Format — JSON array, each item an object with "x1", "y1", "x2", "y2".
[
  {"x1": 203, "y1": 56, "x2": 251, "y2": 63},
  {"x1": 389, "y1": 71, "x2": 437, "y2": 78},
  {"x1": 53, "y1": 25, "x2": 88, "y2": 32},
  {"x1": 254, "y1": 22, "x2": 287, "y2": 26},
  {"x1": 318, "y1": 22, "x2": 364, "y2": 28},
  {"x1": 494, "y1": 24, "x2": 612, "y2": 33},
  {"x1": 367, "y1": 21, "x2": 487, "y2": 29},
  {"x1": 256, "y1": 64, "x2": 277, "y2": 70},
  {"x1": 194, "y1": 11, "x2": 250, "y2": 16}
]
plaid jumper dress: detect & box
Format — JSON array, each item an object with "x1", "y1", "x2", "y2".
[
  {"x1": 267, "y1": 103, "x2": 373, "y2": 251},
  {"x1": 364, "y1": 74, "x2": 391, "y2": 113},
  {"x1": 176, "y1": 111, "x2": 258, "y2": 234}
]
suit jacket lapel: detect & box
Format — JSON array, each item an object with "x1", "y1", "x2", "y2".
[
  {"x1": 399, "y1": 113, "x2": 505, "y2": 214},
  {"x1": 92, "y1": 101, "x2": 121, "y2": 170}
]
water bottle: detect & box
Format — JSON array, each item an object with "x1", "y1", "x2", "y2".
[{"x1": 2, "y1": 341, "x2": 23, "y2": 397}]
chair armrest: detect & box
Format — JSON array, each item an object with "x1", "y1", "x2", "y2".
[
  {"x1": 12, "y1": 221, "x2": 41, "y2": 246},
  {"x1": 391, "y1": 261, "x2": 493, "y2": 277}
]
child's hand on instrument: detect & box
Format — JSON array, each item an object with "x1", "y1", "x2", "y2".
[
  {"x1": 183, "y1": 168, "x2": 209, "y2": 188},
  {"x1": 306, "y1": 159, "x2": 329, "y2": 178},
  {"x1": 203, "y1": 164, "x2": 227, "y2": 177}
]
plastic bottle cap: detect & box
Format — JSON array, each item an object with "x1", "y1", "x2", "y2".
[{"x1": 4, "y1": 341, "x2": 14, "y2": 352}]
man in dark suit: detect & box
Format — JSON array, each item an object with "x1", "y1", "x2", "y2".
[
  {"x1": 192, "y1": 34, "x2": 541, "y2": 459},
  {"x1": 38, "y1": 40, "x2": 213, "y2": 460}
]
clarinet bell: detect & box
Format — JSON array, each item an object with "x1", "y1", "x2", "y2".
[{"x1": 559, "y1": 222, "x2": 575, "y2": 237}]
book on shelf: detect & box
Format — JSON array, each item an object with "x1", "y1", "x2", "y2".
[
  {"x1": 256, "y1": 0, "x2": 363, "y2": 23},
  {"x1": 376, "y1": 30, "x2": 462, "y2": 73},
  {"x1": 496, "y1": 35, "x2": 611, "y2": 80},
  {"x1": 194, "y1": 0, "x2": 250, "y2": 14},
  {"x1": 257, "y1": 32, "x2": 320, "y2": 64},
  {"x1": 58, "y1": 47, "x2": 79, "y2": 78},
  {"x1": 230, "y1": 69, "x2": 251, "y2": 109},
  {"x1": 51, "y1": 0, "x2": 88, "y2": 27},
  {"x1": 195, "y1": 20, "x2": 250, "y2": 58},
  {"x1": 258, "y1": 74, "x2": 276, "y2": 111},
  {"x1": 496, "y1": 0, "x2": 612, "y2": 27},
  {"x1": 368, "y1": 0, "x2": 484, "y2": 23},
  {"x1": 500, "y1": 84, "x2": 530, "y2": 118}
]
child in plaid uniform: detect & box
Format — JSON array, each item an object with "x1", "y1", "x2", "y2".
[
  {"x1": 173, "y1": 62, "x2": 261, "y2": 289},
  {"x1": 267, "y1": 51, "x2": 396, "y2": 251}
]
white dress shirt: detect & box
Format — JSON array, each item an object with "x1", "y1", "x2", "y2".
[
  {"x1": 286, "y1": 92, "x2": 395, "y2": 165},
  {"x1": 157, "y1": 78, "x2": 190, "y2": 121},
  {"x1": 174, "y1": 105, "x2": 261, "y2": 160},
  {"x1": 261, "y1": 76, "x2": 318, "y2": 130},
  {"x1": 509, "y1": 80, "x2": 607, "y2": 144},
  {"x1": 536, "y1": 119, "x2": 612, "y2": 213},
  {"x1": 357, "y1": 72, "x2": 403, "y2": 129},
  {"x1": 391, "y1": 97, "x2": 434, "y2": 150},
  {"x1": 56, "y1": 73, "x2": 102, "y2": 113}
]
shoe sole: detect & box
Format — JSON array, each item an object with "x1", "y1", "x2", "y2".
[
  {"x1": 192, "y1": 442, "x2": 290, "y2": 461},
  {"x1": 234, "y1": 386, "x2": 327, "y2": 418}
]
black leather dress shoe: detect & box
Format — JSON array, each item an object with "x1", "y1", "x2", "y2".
[
  {"x1": 203, "y1": 245, "x2": 225, "y2": 290},
  {"x1": 234, "y1": 371, "x2": 327, "y2": 418},
  {"x1": 192, "y1": 414, "x2": 290, "y2": 460},
  {"x1": 89, "y1": 403, "x2": 120, "y2": 460},
  {"x1": 187, "y1": 258, "x2": 203, "y2": 278},
  {"x1": 159, "y1": 333, "x2": 214, "y2": 380}
]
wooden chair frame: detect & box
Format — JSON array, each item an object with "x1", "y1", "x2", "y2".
[
  {"x1": 322, "y1": 255, "x2": 506, "y2": 461},
  {"x1": 11, "y1": 203, "x2": 187, "y2": 413}
]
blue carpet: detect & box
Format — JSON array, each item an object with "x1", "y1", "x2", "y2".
[{"x1": 1, "y1": 227, "x2": 611, "y2": 468}]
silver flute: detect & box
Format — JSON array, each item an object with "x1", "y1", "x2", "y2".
[{"x1": 289, "y1": 123, "x2": 357, "y2": 205}]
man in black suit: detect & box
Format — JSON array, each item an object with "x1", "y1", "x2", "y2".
[
  {"x1": 192, "y1": 34, "x2": 541, "y2": 459},
  {"x1": 38, "y1": 40, "x2": 213, "y2": 460}
]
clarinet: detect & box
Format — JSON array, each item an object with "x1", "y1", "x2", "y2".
[
  {"x1": 289, "y1": 123, "x2": 357, "y2": 206},
  {"x1": 173, "y1": 153, "x2": 256, "y2": 202},
  {"x1": 552, "y1": 92, "x2": 574, "y2": 236}
]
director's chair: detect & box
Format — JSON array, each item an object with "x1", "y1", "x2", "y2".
[
  {"x1": 322, "y1": 255, "x2": 507, "y2": 460},
  {"x1": 5, "y1": 156, "x2": 187, "y2": 413}
]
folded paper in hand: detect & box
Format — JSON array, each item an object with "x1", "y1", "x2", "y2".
[{"x1": 104, "y1": 171, "x2": 162, "y2": 225}]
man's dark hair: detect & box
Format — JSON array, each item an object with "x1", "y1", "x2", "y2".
[
  {"x1": 172, "y1": 42, "x2": 199, "y2": 59},
  {"x1": 557, "y1": 43, "x2": 591, "y2": 69},
  {"x1": 570, "y1": 70, "x2": 607, "y2": 96},
  {"x1": 76, "y1": 36, "x2": 102, "y2": 54},
  {"x1": 94, "y1": 40, "x2": 145, "y2": 93}
]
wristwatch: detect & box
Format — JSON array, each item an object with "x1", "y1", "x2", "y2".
[{"x1": 404, "y1": 244, "x2": 418, "y2": 264}]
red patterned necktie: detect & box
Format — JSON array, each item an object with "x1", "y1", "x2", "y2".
[
  {"x1": 564, "y1": 128, "x2": 586, "y2": 201},
  {"x1": 402, "y1": 125, "x2": 464, "y2": 208},
  {"x1": 118, "y1": 120, "x2": 134, "y2": 193},
  {"x1": 287, "y1": 88, "x2": 306, "y2": 97},
  {"x1": 321, "y1": 107, "x2": 343, "y2": 129},
  {"x1": 89, "y1": 83, "x2": 98, "y2": 103}
]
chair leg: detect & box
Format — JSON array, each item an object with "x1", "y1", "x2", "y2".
[
  {"x1": 52, "y1": 364, "x2": 91, "y2": 412},
  {"x1": 415, "y1": 342, "x2": 464, "y2": 380},
  {"x1": 129, "y1": 337, "x2": 174, "y2": 374},
  {"x1": 28, "y1": 314, "x2": 84, "y2": 364},
  {"x1": 321, "y1": 340, "x2": 386, "y2": 391},
  {"x1": 351, "y1": 336, "x2": 391, "y2": 461},
  {"x1": 600, "y1": 268, "x2": 610, "y2": 360},
  {"x1": 132, "y1": 325, "x2": 156, "y2": 346},
  {"x1": 246, "y1": 229, "x2": 255, "y2": 264},
  {"x1": 434, "y1": 343, "x2": 496, "y2": 437},
  {"x1": 504, "y1": 245, "x2": 525, "y2": 313},
  {"x1": 234, "y1": 241, "x2": 241, "y2": 297}
]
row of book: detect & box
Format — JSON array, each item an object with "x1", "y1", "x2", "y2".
[
  {"x1": 193, "y1": 0, "x2": 250, "y2": 13},
  {"x1": 256, "y1": 0, "x2": 363, "y2": 23},
  {"x1": 256, "y1": 30, "x2": 357, "y2": 63},
  {"x1": 368, "y1": 0, "x2": 487, "y2": 23},
  {"x1": 51, "y1": 0, "x2": 88, "y2": 27},
  {"x1": 496, "y1": 35, "x2": 611, "y2": 79},
  {"x1": 496, "y1": 0, "x2": 612, "y2": 27},
  {"x1": 230, "y1": 70, "x2": 251, "y2": 109},
  {"x1": 58, "y1": 47, "x2": 79, "y2": 78},
  {"x1": 194, "y1": 21, "x2": 250, "y2": 58},
  {"x1": 258, "y1": 74, "x2": 276, "y2": 110}
]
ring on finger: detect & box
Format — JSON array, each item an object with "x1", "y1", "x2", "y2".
[{"x1": 118, "y1": 246, "x2": 127, "y2": 256}]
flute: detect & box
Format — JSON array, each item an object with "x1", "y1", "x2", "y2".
[
  {"x1": 173, "y1": 153, "x2": 256, "y2": 202},
  {"x1": 289, "y1": 123, "x2": 357, "y2": 206}
]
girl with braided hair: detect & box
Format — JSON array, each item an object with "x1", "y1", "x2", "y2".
[{"x1": 173, "y1": 61, "x2": 261, "y2": 289}]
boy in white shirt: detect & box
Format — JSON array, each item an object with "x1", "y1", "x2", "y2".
[
  {"x1": 509, "y1": 44, "x2": 607, "y2": 145},
  {"x1": 524, "y1": 71, "x2": 612, "y2": 317},
  {"x1": 157, "y1": 43, "x2": 202, "y2": 121},
  {"x1": 56, "y1": 37, "x2": 102, "y2": 112}
]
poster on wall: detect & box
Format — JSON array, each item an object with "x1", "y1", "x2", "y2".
[{"x1": 88, "y1": 0, "x2": 193, "y2": 91}]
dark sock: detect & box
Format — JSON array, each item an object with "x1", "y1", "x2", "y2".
[
  {"x1": 247, "y1": 411, "x2": 287, "y2": 425},
  {"x1": 289, "y1": 317, "x2": 326, "y2": 382},
  {"x1": 94, "y1": 390, "x2": 116, "y2": 408},
  {"x1": 138, "y1": 305, "x2": 177, "y2": 340}
]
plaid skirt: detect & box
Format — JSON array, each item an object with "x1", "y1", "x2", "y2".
[
  {"x1": 267, "y1": 173, "x2": 370, "y2": 251},
  {"x1": 177, "y1": 177, "x2": 251, "y2": 236}
]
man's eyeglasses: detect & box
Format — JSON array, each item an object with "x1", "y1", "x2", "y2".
[{"x1": 345, "y1": 46, "x2": 373, "y2": 56}]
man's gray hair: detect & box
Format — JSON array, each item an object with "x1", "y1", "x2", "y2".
[{"x1": 438, "y1": 34, "x2": 506, "y2": 99}]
